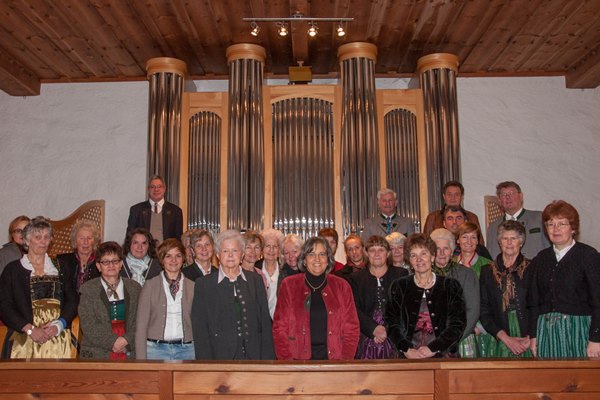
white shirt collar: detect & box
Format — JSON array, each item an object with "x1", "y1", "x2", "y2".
[
  {"x1": 20, "y1": 254, "x2": 58, "y2": 275},
  {"x1": 217, "y1": 265, "x2": 247, "y2": 283},
  {"x1": 554, "y1": 239, "x2": 576, "y2": 262},
  {"x1": 150, "y1": 198, "x2": 165, "y2": 208},
  {"x1": 195, "y1": 261, "x2": 212, "y2": 276},
  {"x1": 505, "y1": 208, "x2": 524, "y2": 220}
]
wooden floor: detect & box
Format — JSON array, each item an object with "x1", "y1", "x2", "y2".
[{"x1": 2, "y1": 359, "x2": 600, "y2": 400}]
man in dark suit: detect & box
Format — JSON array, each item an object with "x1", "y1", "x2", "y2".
[{"x1": 126, "y1": 175, "x2": 183, "y2": 244}]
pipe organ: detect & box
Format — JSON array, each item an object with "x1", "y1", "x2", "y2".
[{"x1": 148, "y1": 45, "x2": 460, "y2": 238}]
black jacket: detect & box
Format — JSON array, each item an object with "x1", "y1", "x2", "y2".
[
  {"x1": 528, "y1": 242, "x2": 600, "y2": 341},
  {"x1": 349, "y1": 266, "x2": 408, "y2": 338},
  {"x1": 479, "y1": 255, "x2": 532, "y2": 338},
  {"x1": 126, "y1": 200, "x2": 183, "y2": 241},
  {"x1": 56, "y1": 252, "x2": 100, "y2": 292},
  {"x1": 191, "y1": 269, "x2": 275, "y2": 360},
  {"x1": 182, "y1": 262, "x2": 218, "y2": 281},
  {"x1": 385, "y1": 275, "x2": 466, "y2": 354},
  {"x1": 0, "y1": 258, "x2": 79, "y2": 335}
]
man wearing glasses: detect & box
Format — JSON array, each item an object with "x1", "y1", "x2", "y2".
[
  {"x1": 486, "y1": 181, "x2": 549, "y2": 260},
  {"x1": 126, "y1": 175, "x2": 183, "y2": 244}
]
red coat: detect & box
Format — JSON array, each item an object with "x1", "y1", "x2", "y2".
[{"x1": 273, "y1": 273, "x2": 360, "y2": 360}]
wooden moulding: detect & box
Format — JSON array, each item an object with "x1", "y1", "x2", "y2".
[
  {"x1": 226, "y1": 43, "x2": 267, "y2": 64},
  {"x1": 417, "y1": 53, "x2": 459, "y2": 74},
  {"x1": 146, "y1": 57, "x2": 188, "y2": 78},
  {"x1": 338, "y1": 42, "x2": 378, "y2": 62}
]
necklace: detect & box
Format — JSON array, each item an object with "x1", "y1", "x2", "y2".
[
  {"x1": 305, "y1": 275, "x2": 326, "y2": 292},
  {"x1": 414, "y1": 273, "x2": 435, "y2": 289}
]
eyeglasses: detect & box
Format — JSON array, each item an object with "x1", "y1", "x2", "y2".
[
  {"x1": 149, "y1": 184, "x2": 164, "y2": 190},
  {"x1": 499, "y1": 191, "x2": 519, "y2": 198},
  {"x1": 99, "y1": 259, "x2": 121, "y2": 266},
  {"x1": 306, "y1": 252, "x2": 328, "y2": 259},
  {"x1": 545, "y1": 221, "x2": 570, "y2": 229}
]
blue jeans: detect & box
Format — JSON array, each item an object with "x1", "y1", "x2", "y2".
[{"x1": 146, "y1": 340, "x2": 195, "y2": 360}]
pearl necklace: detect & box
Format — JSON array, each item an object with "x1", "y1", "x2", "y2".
[{"x1": 414, "y1": 273, "x2": 436, "y2": 289}]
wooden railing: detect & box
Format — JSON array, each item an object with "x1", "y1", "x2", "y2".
[{"x1": 1, "y1": 359, "x2": 600, "y2": 399}]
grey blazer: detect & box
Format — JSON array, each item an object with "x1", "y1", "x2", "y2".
[
  {"x1": 486, "y1": 209, "x2": 549, "y2": 260},
  {"x1": 135, "y1": 273, "x2": 195, "y2": 359},
  {"x1": 78, "y1": 277, "x2": 142, "y2": 359},
  {"x1": 0, "y1": 242, "x2": 21, "y2": 275},
  {"x1": 443, "y1": 263, "x2": 480, "y2": 340},
  {"x1": 361, "y1": 214, "x2": 415, "y2": 242}
]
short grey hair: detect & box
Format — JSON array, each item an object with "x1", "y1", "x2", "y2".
[
  {"x1": 23, "y1": 216, "x2": 53, "y2": 243},
  {"x1": 69, "y1": 219, "x2": 101, "y2": 250},
  {"x1": 377, "y1": 188, "x2": 397, "y2": 200},
  {"x1": 496, "y1": 220, "x2": 526, "y2": 246},
  {"x1": 189, "y1": 229, "x2": 215, "y2": 248},
  {"x1": 297, "y1": 236, "x2": 335, "y2": 274},
  {"x1": 430, "y1": 228, "x2": 456, "y2": 252},
  {"x1": 385, "y1": 232, "x2": 407, "y2": 247},
  {"x1": 215, "y1": 229, "x2": 245, "y2": 253}
]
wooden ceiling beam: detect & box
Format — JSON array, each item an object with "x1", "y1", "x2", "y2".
[
  {"x1": 289, "y1": 0, "x2": 309, "y2": 65},
  {"x1": 0, "y1": 45, "x2": 40, "y2": 96},
  {"x1": 566, "y1": 45, "x2": 600, "y2": 88}
]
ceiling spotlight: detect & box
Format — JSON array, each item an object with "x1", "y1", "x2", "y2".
[
  {"x1": 250, "y1": 21, "x2": 260, "y2": 36},
  {"x1": 308, "y1": 22, "x2": 318, "y2": 37},
  {"x1": 277, "y1": 22, "x2": 288, "y2": 36},
  {"x1": 337, "y1": 24, "x2": 346, "y2": 37}
]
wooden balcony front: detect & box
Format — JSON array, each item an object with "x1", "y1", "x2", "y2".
[{"x1": 2, "y1": 359, "x2": 600, "y2": 400}]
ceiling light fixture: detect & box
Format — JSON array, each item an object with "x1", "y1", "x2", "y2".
[
  {"x1": 250, "y1": 21, "x2": 260, "y2": 36},
  {"x1": 244, "y1": 14, "x2": 353, "y2": 38},
  {"x1": 277, "y1": 22, "x2": 288, "y2": 36},
  {"x1": 307, "y1": 22, "x2": 318, "y2": 37}
]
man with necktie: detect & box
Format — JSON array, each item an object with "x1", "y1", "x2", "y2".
[
  {"x1": 361, "y1": 188, "x2": 415, "y2": 242},
  {"x1": 126, "y1": 175, "x2": 183, "y2": 245}
]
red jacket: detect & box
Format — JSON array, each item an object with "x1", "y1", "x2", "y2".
[{"x1": 273, "y1": 273, "x2": 360, "y2": 360}]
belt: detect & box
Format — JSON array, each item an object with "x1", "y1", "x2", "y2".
[{"x1": 147, "y1": 338, "x2": 192, "y2": 345}]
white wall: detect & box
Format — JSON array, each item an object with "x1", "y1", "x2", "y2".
[
  {"x1": 0, "y1": 82, "x2": 148, "y2": 244},
  {"x1": 0, "y1": 76, "x2": 599, "y2": 247},
  {"x1": 457, "y1": 77, "x2": 600, "y2": 247}
]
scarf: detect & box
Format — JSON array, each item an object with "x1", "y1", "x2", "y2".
[
  {"x1": 431, "y1": 260, "x2": 458, "y2": 277},
  {"x1": 102, "y1": 277, "x2": 120, "y2": 300},
  {"x1": 126, "y1": 253, "x2": 150, "y2": 285},
  {"x1": 491, "y1": 254, "x2": 529, "y2": 311},
  {"x1": 165, "y1": 272, "x2": 182, "y2": 300}
]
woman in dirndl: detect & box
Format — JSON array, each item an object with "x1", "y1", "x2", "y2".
[
  {"x1": 529, "y1": 200, "x2": 600, "y2": 358},
  {"x1": 78, "y1": 241, "x2": 141, "y2": 359},
  {"x1": 0, "y1": 216, "x2": 78, "y2": 358},
  {"x1": 350, "y1": 235, "x2": 407, "y2": 358},
  {"x1": 479, "y1": 220, "x2": 532, "y2": 357}
]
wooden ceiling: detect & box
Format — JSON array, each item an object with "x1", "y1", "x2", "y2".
[{"x1": 1, "y1": 0, "x2": 599, "y2": 96}]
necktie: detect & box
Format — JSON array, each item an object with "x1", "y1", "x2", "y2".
[
  {"x1": 154, "y1": 203, "x2": 158, "y2": 214},
  {"x1": 386, "y1": 217, "x2": 392, "y2": 234}
]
